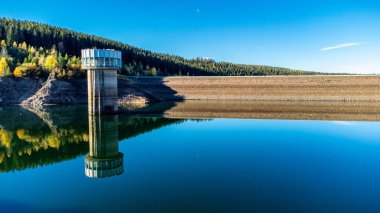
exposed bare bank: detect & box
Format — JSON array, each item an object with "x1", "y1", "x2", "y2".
[
  {"x1": 128, "y1": 75, "x2": 380, "y2": 102},
  {"x1": 0, "y1": 76, "x2": 151, "y2": 107},
  {"x1": 0, "y1": 75, "x2": 379, "y2": 106}
]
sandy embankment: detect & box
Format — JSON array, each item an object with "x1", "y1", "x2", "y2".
[
  {"x1": 128, "y1": 75, "x2": 380, "y2": 102},
  {"x1": 1, "y1": 75, "x2": 379, "y2": 107},
  {"x1": 124, "y1": 75, "x2": 380, "y2": 121}
]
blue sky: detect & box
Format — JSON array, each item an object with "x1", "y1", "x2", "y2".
[{"x1": 1, "y1": 0, "x2": 380, "y2": 73}]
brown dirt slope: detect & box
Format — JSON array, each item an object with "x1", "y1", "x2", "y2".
[
  {"x1": 129, "y1": 76, "x2": 380, "y2": 102},
  {"x1": 2, "y1": 75, "x2": 379, "y2": 106}
]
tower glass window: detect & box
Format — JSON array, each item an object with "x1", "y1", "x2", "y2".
[{"x1": 81, "y1": 49, "x2": 122, "y2": 69}]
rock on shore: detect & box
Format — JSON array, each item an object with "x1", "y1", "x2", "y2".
[
  {"x1": 0, "y1": 76, "x2": 154, "y2": 106},
  {"x1": 22, "y1": 75, "x2": 88, "y2": 106},
  {"x1": 0, "y1": 76, "x2": 44, "y2": 105}
]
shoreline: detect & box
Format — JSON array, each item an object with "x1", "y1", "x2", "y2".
[
  {"x1": 0, "y1": 75, "x2": 379, "y2": 106},
  {"x1": 127, "y1": 75, "x2": 380, "y2": 102},
  {"x1": 157, "y1": 100, "x2": 380, "y2": 121}
]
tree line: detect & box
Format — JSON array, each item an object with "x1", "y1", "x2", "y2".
[
  {"x1": 0, "y1": 18, "x2": 322, "y2": 77},
  {"x1": 0, "y1": 39, "x2": 83, "y2": 78}
]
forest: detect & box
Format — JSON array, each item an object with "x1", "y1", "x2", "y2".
[{"x1": 0, "y1": 18, "x2": 321, "y2": 78}]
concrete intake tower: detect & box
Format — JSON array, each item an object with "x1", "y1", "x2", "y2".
[
  {"x1": 81, "y1": 49, "x2": 122, "y2": 114},
  {"x1": 81, "y1": 49, "x2": 124, "y2": 178}
]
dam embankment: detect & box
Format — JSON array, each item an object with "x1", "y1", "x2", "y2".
[
  {"x1": 1, "y1": 75, "x2": 379, "y2": 106},
  {"x1": 127, "y1": 75, "x2": 380, "y2": 102}
]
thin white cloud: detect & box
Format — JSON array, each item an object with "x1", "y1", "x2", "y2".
[{"x1": 321, "y1": 42, "x2": 362, "y2": 51}]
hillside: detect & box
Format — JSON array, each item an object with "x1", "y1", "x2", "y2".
[{"x1": 0, "y1": 18, "x2": 321, "y2": 76}]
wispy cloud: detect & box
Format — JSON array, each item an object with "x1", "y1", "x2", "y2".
[{"x1": 321, "y1": 42, "x2": 362, "y2": 51}]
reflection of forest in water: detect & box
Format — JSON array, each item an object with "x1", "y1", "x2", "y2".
[
  {"x1": 0, "y1": 106, "x2": 184, "y2": 173},
  {"x1": 3, "y1": 100, "x2": 374, "y2": 174}
]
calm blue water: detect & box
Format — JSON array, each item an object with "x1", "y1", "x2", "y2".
[{"x1": 0, "y1": 106, "x2": 380, "y2": 213}]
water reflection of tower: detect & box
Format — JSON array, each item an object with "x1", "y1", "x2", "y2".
[{"x1": 85, "y1": 114, "x2": 124, "y2": 178}]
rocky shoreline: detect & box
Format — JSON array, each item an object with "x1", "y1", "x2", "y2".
[
  {"x1": 0, "y1": 76, "x2": 153, "y2": 107},
  {"x1": 1, "y1": 75, "x2": 379, "y2": 107}
]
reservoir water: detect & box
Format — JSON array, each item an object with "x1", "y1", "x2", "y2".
[{"x1": 0, "y1": 103, "x2": 379, "y2": 213}]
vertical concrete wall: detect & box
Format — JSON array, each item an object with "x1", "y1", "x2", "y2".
[
  {"x1": 82, "y1": 49, "x2": 122, "y2": 115},
  {"x1": 87, "y1": 69, "x2": 118, "y2": 115}
]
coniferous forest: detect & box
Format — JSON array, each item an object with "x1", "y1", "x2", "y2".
[{"x1": 0, "y1": 18, "x2": 322, "y2": 78}]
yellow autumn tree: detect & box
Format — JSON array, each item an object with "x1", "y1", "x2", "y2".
[
  {"x1": 0, "y1": 129, "x2": 13, "y2": 149},
  {"x1": 0, "y1": 58, "x2": 10, "y2": 77},
  {"x1": 13, "y1": 67, "x2": 23, "y2": 77},
  {"x1": 46, "y1": 135, "x2": 60, "y2": 149},
  {"x1": 12, "y1": 41, "x2": 17, "y2": 47},
  {"x1": 21, "y1": 42, "x2": 27, "y2": 50},
  {"x1": 16, "y1": 129, "x2": 25, "y2": 139},
  {"x1": 0, "y1": 152, "x2": 4, "y2": 164},
  {"x1": 67, "y1": 56, "x2": 81, "y2": 70},
  {"x1": 0, "y1": 40, "x2": 5, "y2": 47},
  {"x1": 43, "y1": 55, "x2": 58, "y2": 72},
  {"x1": 82, "y1": 134, "x2": 89, "y2": 142},
  {"x1": 26, "y1": 148, "x2": 32, "y2": 155},
  {"x1": 29, "y1": 46, "x2": 36, "y2": 53},
  {"x1": 13, "y1": 63, "x2": 37, "y2": 77}
]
